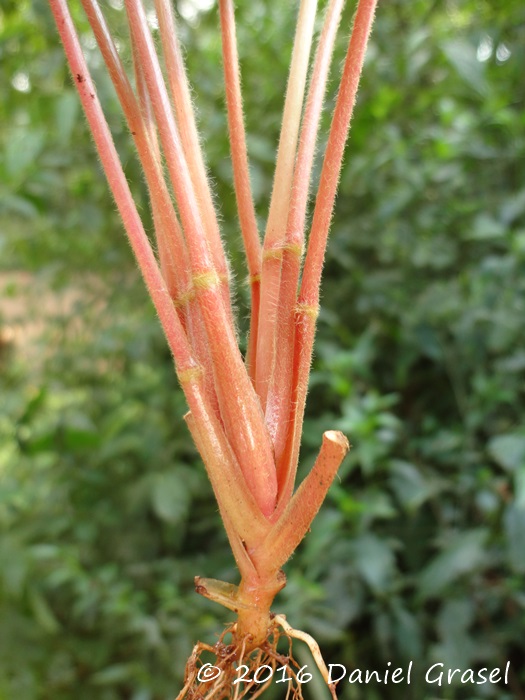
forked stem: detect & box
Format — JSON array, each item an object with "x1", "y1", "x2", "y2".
[
  {"x1": 196, "y1": 573, "x2": 287, "y2": 652},
  {"x1": 49, "y1": 2, "x2": 378, "y2": 696}
]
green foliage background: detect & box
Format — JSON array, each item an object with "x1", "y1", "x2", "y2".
[{"x1": 1, "y1": 1, "x2": 525, "y2": 698}]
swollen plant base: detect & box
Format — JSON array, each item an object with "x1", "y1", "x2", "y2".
[
  {"x1": 180, "y1": 560, "x2": 338, "y2": 698},
  {"x1": 195, "y1": 573, "x2": 287, "y2": 650}
]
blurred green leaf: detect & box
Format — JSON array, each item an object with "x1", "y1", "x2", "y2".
[
  {"x1": 441, "y1": 39, "x2": 487, "y2": 94},
  {"x1": 54, "y1": 91, "x2": 80, "y2": 146},
  {"x1": 389, "y1": 459, "x2": 445, "y2": 512},
  {"x1": 28, "y1": 587, "x2": 60, "y2": 634},
  {"x1": 504, "y1": 502, "x2": 525, "y2": 574},
  {"x1": 435, "y1": 598, "x2": 477, "y2": 669},
  {"x1": 91, "y1": 664, "x2": 138, "y2": 686},
  {"x1": 488, "y1": 434, "x2": 525, "y2": 471},
  {"x1": 353, "y1": 533, "x2": 396, "y2": 594},
  {"x1": 151, "y1": 472, "x2": 190, "y2": 525},
  {"x1": 4, "y1": 128, "x2": 45, "y2": 179},
  {"x1": 418, "y1": 530, "x2": 489, "y2": 599}
]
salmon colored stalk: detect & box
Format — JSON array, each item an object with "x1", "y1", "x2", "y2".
[
  {"x1": 218, "y1": 0, "x2": 262, "y2": 380},
  {"x1": 153, "y1": 0, "x2": 234, "y2": 327},
  {"x1": 256, "y1": 0, "x2": 318, "y2": 409},
  {"x1": 267, "y1": 0, "x2": 346, "y2": 478},
  {"x1": 48, "y1": 0, "x2": 377, "y2": 696},
  {"x1": 278, "y1": 0, "x2": 378, "y2": 512},
  {"x1": 124, "y1": 0, "x2": 278, "y2": 516}
]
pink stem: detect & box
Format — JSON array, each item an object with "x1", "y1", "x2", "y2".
[
  {"x1": 49, "y1": 0, "x2": 192, "y2": 375},
  {"x1": 48, "y1": 0, "x2": 265, "y2": 547},
  {"x1": 80, "y1": 0, "x2": 218, "y2": 412},
  {"x1": 265, "y1": 0, "x2": 345, "y2": 477},
  {"x1": 125, "y1": 0, "x2": 278, "y2": 516},
  {"x1": 184, "y1": 411, "x2": 270, "y2": 558},
  {"x1": 255, "y1": 0, "x2": 318, "y2": 409},
  {"x1": 257, "y1": 431, "x2": 349, "y2": 574},
  {"x1": 277, "y1": 0, "x2": 378, "y2": 513},
  {"x1": 301, "y1": 0, "x2": 377, "y2": 307},
  {"x1": 154, "y1": 0, "x2": 234, "y2": 328},
  {"x1": 131, "y1": 21, "x2": 161, "y2": 164},
  {"x1": 219, "y1": 0, "x2": 262, "y2": 380},
  {"x1": 79, "y1": 0, "x2": 187, "y2": 302}
]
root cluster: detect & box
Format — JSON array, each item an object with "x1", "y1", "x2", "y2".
[{"x1": 175, "y1": 615, "x2": 337, "y2": 700}]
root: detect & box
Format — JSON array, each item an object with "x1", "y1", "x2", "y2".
[{"x1": 175, "y1": 615, "x2": 337, "y2": 700}]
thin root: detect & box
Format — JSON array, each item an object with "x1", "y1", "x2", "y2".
[{"x1": 175, "y1": 616, "x2": 337, "y2": 700}]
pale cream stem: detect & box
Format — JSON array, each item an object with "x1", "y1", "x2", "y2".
[
  {"x1": 278, "y1": 0, "x2": 378, "y2": 512},
  {"x1": 255, "y1": 0, "x2": 318, "y2": 409},
  {"x1": 273, "y1": 615, "x2": 338, "y2": 699},
  {"x1": 265, "y1": 0, "x2": 345, "y2": 474}
]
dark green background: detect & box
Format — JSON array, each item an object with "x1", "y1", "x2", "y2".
[{"x1": 1, "y1": 1, "x2": 524, "y2": 698}]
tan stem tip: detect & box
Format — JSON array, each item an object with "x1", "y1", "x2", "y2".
[{"x1": 323, "y1": 429, "x2": 350, "y2": 453}]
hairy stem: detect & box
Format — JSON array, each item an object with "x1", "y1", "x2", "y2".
[
  {"x1": 234, "y1": 570, "x2": 286, "y2": 650},
  {"x1": 278, "y1": 0, "x2": 378, "y2": 511},
  {"x1": 125, "y1": 0, "x2": 278, "y2": 515},
  {"x1": 255, "y1": 0, "x2": 318, "y2": 409},
  {"x1": 154, "y1": 0, "x2": 234, "y2": 324},
  {"x1": 49, "y1": 0, "x2": 193, "y2": 377},
  {"x1": 219, "y1": 0, "x2": 262, "y2": 380},
  {"x1": 81, "y1": 0, "x2": 222, "y2": 412},
  {"x1": 262, "y1": 431, "x2": 349, "y2": 574},
  {"x1": 266, "y1": 0, "x2": 346, "y2": 484}
]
